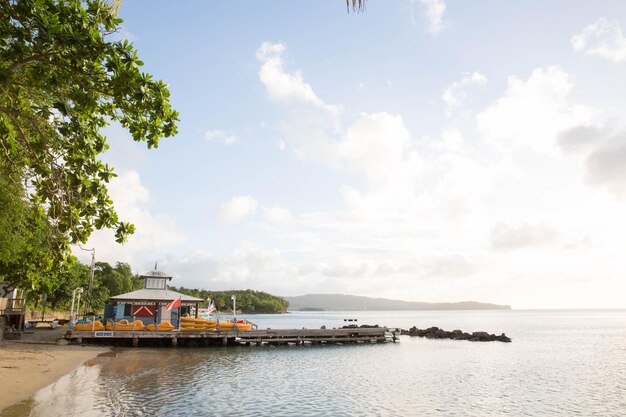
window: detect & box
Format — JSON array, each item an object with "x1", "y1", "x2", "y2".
[{"x1": 145, "y1": 278, "x2": 165, "y2": 289}]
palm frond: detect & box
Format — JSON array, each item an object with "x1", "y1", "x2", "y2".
[
  {"x1": 347, "y1": 0, "x2": 366, "y2": 13},
  {"x1": 108, "y1": 0, "x2": 122, "y2": 17}
]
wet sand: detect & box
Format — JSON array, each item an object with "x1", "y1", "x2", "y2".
[{"x1": 0, "y1": 327, "x2": 108, "y2": 411}]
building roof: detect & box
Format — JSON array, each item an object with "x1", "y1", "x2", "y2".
[
  {"x1": 141, "y1": 269, "x2": 173, "y2": 280},
  {"x1": 110, "y1": 288, "x2": 203, "y2": 303}
]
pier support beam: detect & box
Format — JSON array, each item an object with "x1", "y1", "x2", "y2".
[
  {"x1": 132, "y1": 336, "x2": 139, "y2": 347},
  {"x1": 222, "y1": 337, "x2": 228, "y2": 347},
  {"x1": 171, "y1": 337, "x2": 177, "y2": 348}
]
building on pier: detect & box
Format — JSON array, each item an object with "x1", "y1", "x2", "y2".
[{"x1": 104, "y1": 268, "x2": 203, "y2": 327}]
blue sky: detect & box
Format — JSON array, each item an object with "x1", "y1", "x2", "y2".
[{"x1": 79, "y1": 1, "x2": 626, "y2": 308}]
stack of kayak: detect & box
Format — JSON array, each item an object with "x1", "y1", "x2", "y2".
[
  {"x1": 146, "y1": 321, "x2": 175, "y2": 332},
  {"x1": 72, "y1": 317, "x2": 253, "y2": 332},
  {"x1": 217, "y1": 319, "x2": 253, "y2": 331},
  {"x1": 74, "y1": 320, "x2": 104, "y2": 331},
  {"x1": 105, "y1": 319, "x2": 145, "y2": 331},
  {"x1": 180, "y1": 316, "x2": 217, "y2": 332}
]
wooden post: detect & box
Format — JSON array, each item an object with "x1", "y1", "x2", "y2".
[
  {"x1": 171, "y1": 337, "x2": 177, "y2": 348},
  {"x1": 222, "y1": 336, "x2": 228, "y2": 347},
  {"x1": 132, "y1": 336, "x2": 139, "y2": 347}
]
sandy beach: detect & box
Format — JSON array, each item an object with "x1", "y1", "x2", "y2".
[{"x1": 0, "y1": 327, "x2": 108, "y2": 411}]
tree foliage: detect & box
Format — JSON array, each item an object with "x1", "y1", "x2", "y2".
[
  {"x1": 0, "y1": 0, "x2": 179, "y2": 263},
  {"x1": 0, "y1": 167, "x2": 53, "y2": 288},
  {"x1": 170, "y1": 287, "x2": 289, "y2": 314},
  {"x1": 27, "y1": 258, "x2": 141, "y2": 312}
]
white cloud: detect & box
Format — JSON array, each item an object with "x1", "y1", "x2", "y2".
[
  {"x1": 442, "y1": 71, "x2": 487, "y2": 113},
  {"x1": 256, "y1": 42, "x2": 340, "y2": 116},
  {"x1": 75, "y1": 170, "x2": 185, "y2": 268},
  {"x1": 572, "y1": 18, "x2": 626, "y2": 62},
  {"x1": 217, "y1": 195, "x2": 258, "y2": 223},
  {"x1": 263, "y1": 206, "x2": 294, "y2": 225},
  {"x1": 170, "y1": 42, "x2": 626, "y2": 308},
  {"x1": 159, "y1": 246, "x2": 307, "y2": 294},
  {"x1": 204, "y1": 129, "x2": 237, "y2": 145},
  {"x1": 559, "y1": 125, "x2": 626, "y2": 198},
  {"x1": 490, "y1": 223, "x2": 558, "y2": 251},
  {"x1": 418, "y1": 0, "x2": 448, "y2": 34},
  {"x1": 477, "y1": 66, "x2": 597, "y2": 154}
]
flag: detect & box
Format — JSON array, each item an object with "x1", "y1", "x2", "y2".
[{"x1": 165, "y1": 296, "x2": 181, "y2": 311}]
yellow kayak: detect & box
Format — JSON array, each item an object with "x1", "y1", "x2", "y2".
[
  {"x1": 75, "y1": 321, "x2": 104, "y2": 331},
  {"x1": 105, "y1": 320, "x2": 145, "y2": 331},
  {"x1": 146, "y1": 321, "x2": 175, "y2": 332},
  {"x1": 217, "y1": 319, "x2": 253, "y2": 331}
]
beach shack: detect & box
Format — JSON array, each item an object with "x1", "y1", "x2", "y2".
[
  {"x1": 0, "y1": 284, "x2": 25, "y2": 340},
  {"x1": 104, "y1": 268, "x2": 203, "y2": 328}
]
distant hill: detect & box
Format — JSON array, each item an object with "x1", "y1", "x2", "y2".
[{"x1": 284, "y1": 294, "x2": 511, "y2": 311}]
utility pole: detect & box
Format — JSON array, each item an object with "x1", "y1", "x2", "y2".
[{"x1": 79, "y1": 246, "x2": 96, "y2": 317}]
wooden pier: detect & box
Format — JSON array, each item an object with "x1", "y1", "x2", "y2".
[{"x1": 65, "y1": 327, "x2": 399, "y2": 347}]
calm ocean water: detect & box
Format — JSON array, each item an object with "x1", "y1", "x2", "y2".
[{"x1": 3, "y1": 310, "x2": 625, "y2": 416}]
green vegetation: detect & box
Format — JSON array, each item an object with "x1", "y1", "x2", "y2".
[
  {"x1": 25, "y1": 259, "x2": 142, "y2": 313},
  {"x1": 170, "y1": 287, "x2": 289, "y2": 314},
  {"x1": 0, "y1": 0, "x2": 178, "y2": 290}
]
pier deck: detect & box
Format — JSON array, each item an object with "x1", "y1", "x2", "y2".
[{"x1": 65, "y1": 327, "x2": 398, "y2": 347}]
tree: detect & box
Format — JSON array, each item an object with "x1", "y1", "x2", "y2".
[
  {"x1": 0, "y1": 0, "x2": 179, "y2": 265},
  {"x1": 0, "y1": 165, "x2": 54, "y2": 288},
  {"x1": 95, "y1": 260, "x2": 134, "y2": 296}
]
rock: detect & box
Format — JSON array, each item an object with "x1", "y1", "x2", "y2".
[
  {"x1": 320, "y1": 325, "x2": 326, "y2": 329},
  {"x1": 472, "y1": 331, "x2": 491, "y2": 341},
  {"x1": 407, "y1": 326, "x2": 420, "y2": 336},
  {"x1": 404, "y1": 325, "x2": 512, "y2": 343},
  {"x1": 434, "y1": 329, "x2": 451, "y2": 339},
  {"x1": 56, "y1": 338, "x2": 69, "y2": 346},
  {"x1": 495, "y1": 333, "x2": 511, "y2": 343}
]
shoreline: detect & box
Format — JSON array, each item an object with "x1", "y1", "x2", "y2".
[{"x1": 0, "y1": 330, "x2": 109, "y2": 412}]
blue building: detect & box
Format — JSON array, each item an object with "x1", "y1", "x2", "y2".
[{"x1": 104, "y1": 268, "x2": 204, "y2": 327}]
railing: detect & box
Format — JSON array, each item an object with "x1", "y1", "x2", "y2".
[{"x1": 0, "y1": 298, "x2": 26, "y2": 315}]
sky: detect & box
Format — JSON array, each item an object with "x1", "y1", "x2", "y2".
[{"x1": 76, "y1": 0, "x2": 626, "y2": 309}]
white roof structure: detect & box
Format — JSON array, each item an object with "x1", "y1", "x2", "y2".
[
  {"x1": 109, "y1": 266, "x2": 203, "y2": 304},
  {"x1": 141, "y1": 268, "x2": 173, "y2": 280},
  {"x1": 110, "y1": 289, "x2": 203, "y2": 304}
]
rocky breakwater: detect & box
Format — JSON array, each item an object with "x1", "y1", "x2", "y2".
[{"x1": 401, "y1": 326, "x2": 511, "y2": 343}]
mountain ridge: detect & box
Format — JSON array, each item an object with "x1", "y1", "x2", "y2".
[{"x1": 284, "y1": 293, "x2": 511, "y2": 311}]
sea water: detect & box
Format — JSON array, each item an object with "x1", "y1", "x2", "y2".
[{"x1": 2, "y1": 310, "x2": 625, "y2": 416}]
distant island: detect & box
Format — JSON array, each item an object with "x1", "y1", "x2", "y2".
[{"x1": 284, "y1": 294, "x2": 511, "y2": 311}]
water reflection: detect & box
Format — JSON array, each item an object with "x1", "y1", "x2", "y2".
[{"x1": 2, "y1": 310, "x2": 625, "y2": 417}]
